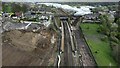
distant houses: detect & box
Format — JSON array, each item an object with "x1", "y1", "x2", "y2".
[
  {"x1": 82, "y1": 13, "x2": 100, "y2": 23},
  {"x1": 83, "y1": 13, "x2": 99, "y2": 20}
]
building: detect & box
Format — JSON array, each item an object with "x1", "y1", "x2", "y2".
[
  {"x1": 82, "y1": 13, "x2": 100, "y2": 23},
  {"x1": 84, "y1": 13, "x2": 100, "y2": 20}
]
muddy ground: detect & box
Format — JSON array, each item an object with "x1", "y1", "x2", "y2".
[{"x1": 2, "y1": 29, "x2": 58, "y2": 66}]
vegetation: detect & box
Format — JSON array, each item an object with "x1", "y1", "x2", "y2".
[
  {"x1": 63, "y1": 2, "x2": 118, "y2": 6},
  {"x1": 20, "y1": 17, "x2": 39, "y2": 22},
  {"x1": 91, "y1": 5, "x2": 118, "y2": 13},
  {"x1": 2, "y1": 2, "x2": 28, "y2": 13},
  {"x1": 107, "y1": 5, "x2": 118, "y2": 11},
  {"x1": 80, "y1": 3, "x2": 120, "y2": 66},
  {"x1": 117, "y1": 19, "x2": 120, "y2": 39},
  {"x1": 2, "y1": 3, "x2": 12, "y2": 13},
  {"x1": 98, "y1": 14, "x2": 120, "y2": 65},
  {"x1": 80, "y1": 23, "x2": 118, "y2": 67},
  {"x1": 91, "y1": 6, "x2": 109, "y2": 13},
  {"x1": 112, "y1": 18, "x2": 120, "y2": 64}
]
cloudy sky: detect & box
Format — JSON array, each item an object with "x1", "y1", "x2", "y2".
[{"x1": 2, "y1": 0, "x2": 120, "y2": 2}]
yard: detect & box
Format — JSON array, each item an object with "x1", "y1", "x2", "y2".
[{"x1": 80, "y1": 23, "x2": 118, "y2": 67}]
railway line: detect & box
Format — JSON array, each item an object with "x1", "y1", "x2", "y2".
[
  {"x1": 56, "y1": 19, "x2": 96, "y2": 67},
  {"x1": 56, "y1": 20, "x2": 82, "y2": 67},
  {"x1": 2, "y1": 8, "x2": 97, "y2": 67},
  {"x1": 62, "y1": 20, "x2": 74, "y2": 66}
]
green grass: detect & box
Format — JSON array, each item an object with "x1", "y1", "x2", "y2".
[{"x1": 80, "y1": 23, "x2": 118, "y2": 67}]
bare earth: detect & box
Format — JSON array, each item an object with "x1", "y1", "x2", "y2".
[{"x1": 2, "y1": 30, "x2": 57, "y2": 66}]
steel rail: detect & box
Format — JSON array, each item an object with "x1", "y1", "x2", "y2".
[
  {"x1": 66, "y1": 21, "x2": 75, "y2": 53},
  {"x1": 61, "y1": 21, "x2": 64, "y2": 52}
]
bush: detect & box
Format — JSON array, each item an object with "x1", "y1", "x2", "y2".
[
  {"x1": 111, "y1": 41, "x2": 119, "y2": 47},
  {"x1": 86, "y1": 26, "x2": 89, "y2": 29},
  {"x1": 98, "y1": 25, "x2": 109, "y2": 35},
  {"x1": 97, "y1": 27, "x2": 102, "y2": 33},
  {"x1": 110, "y1": 36, "x2": 119, "y2": 44},
  {"x1": 100, "y1": 35, "x2": 108, "y2": 42},
  {"x1": 112, "y1": 45, "x2": 120, "y2": 64},
  {"x1": 117, "y1": 32, "x2": 120, "y2": 39},
  {"x1": 21, "y1": 18, "x2": 39, "y2": 22}
]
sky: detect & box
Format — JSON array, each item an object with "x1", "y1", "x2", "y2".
[{"x1": 2, "y1": 0, "x2": 120, "y2": 2}]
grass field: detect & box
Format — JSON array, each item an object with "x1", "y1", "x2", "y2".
[{"x1": 80, "y1": 23, "x2": 118, "y2": 67}]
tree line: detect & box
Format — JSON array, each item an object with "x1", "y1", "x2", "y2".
[
  {"x1": 98, "y1": 12, "x2": 120, "y2": 65},
  {"x1": 2, "y1": 2, "x2": 29, "y2": 13}
]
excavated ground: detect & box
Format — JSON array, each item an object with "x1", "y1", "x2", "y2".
[{"x1": 2, "y1": 29, "x2": 58, "y2": 66}]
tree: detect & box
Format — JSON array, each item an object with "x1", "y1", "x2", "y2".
[
  {"x1": 11, "y1": 3, "x2": 21, "y2": 12},
  {"x1": 99, "y1": 2, "x2": 120, "y2": 65},
  {"x1": 113, "y1": 2, "x2": 120, "y2": 64},
  {"x1": 2, "y1": 2, "x2": 28, "y2": 13},
  {"x1": 99, "y1": 14, "x2": 120, "y2": 65},
  {"x1": 99, "y1": 14, "x2": 111, "y2": 35},
  {"x1": 2, "y1": 3, "x2": 12, "y2": 13},
  {"x1": 112, "y1": 45, "x2": 120, "y2": 64},
  {"x1": 21, "y1": 4, "x2": 28, "y2": 13}
]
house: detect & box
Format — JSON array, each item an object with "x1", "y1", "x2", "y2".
[
  {"x1": 39, "y1": 15, "x2": 49, "y2": 20},
  {"x1": 84, "y1": 13, "x2": 100, "y2": 20},
  {"x1": 24, "y1": 11, "x2": 36, "y2": 18},
  {"x1": 15, "y1": 12, "x2": 22, "y2": 17},
  {"x1": 82, "y1": 13, "x2": 100, "y2": 23}
]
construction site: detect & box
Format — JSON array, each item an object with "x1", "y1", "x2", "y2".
[
  {"x1": 2, "y1": 23, "x2": 58, "y2": 66},
  {"x1": 1, "y1": 2, "x2": 100, "y2": 67}
]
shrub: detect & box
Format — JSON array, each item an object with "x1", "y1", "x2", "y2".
[
  {"x1": 100, "y1": 35, "x2": 108, "y2": 42},
  {"x1": 110, "y1": 36, "x2": 119, "y2": 44},
  {"x1": 86, "y1": 26, "x2": 89, "y2": 29},
  {"x1": 112, "y1": 45, "x2": 120, "y2": 64}
]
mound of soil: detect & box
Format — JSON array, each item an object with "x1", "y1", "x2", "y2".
[{"x1": 3, "y1": 30, "x2": 51, "y2": 51}]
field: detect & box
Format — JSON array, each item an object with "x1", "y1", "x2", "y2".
[{"x1": 80, "y1": 23, "x2": 118, "y2": 67}]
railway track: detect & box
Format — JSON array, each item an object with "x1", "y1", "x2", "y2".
[
  {"x1": 56, "y1": 20, "x2": 83, "y2": 67},
  {"x1": 62, "y1": 20, "x2": 74, "y2": 66},
  {"x1": 56, "y1": 20, "x2": 96, "y2": 67},
  {"x1": 55, "y1": 8, "x2": 96, "y2": 67}
]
